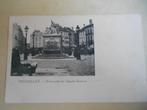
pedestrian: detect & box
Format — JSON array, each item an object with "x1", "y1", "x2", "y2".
[{"x1": 11, "y1": 47, "x2": 21, "y2": 75}]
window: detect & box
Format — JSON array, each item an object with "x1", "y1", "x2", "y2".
[
  {"x1": 65, "y1": 41, "x2": 69, "y2": 44},
  {"x1": 65, "y1": 36, "x2": 69, "y2": 39}
]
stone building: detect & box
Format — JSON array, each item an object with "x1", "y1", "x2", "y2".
[
  {"x1": 12, "y1": 23, "x2": 25, "y2": 53},
  {"x1": 30, "y1": 30, "x2": 43, "y2": 49},
  {"x1": 79, "y1": 19, "x2": 94, "y2": 48},
  {"x1": 60, "y1": 27, "x2": 75, "y2": 53}
]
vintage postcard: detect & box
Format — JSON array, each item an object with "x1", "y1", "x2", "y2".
[
  {"x1": 5, "y1": 15, "x2": 147, "y2": 103},
  {"x1": 9, "y1": 16, "x2": 95, "y2": 76}
]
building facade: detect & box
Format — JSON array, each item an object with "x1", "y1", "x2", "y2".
[
  {"x1": 59, "y1": 27, "x2": 75, "y2": 54},
  {"x1": 79, "y1": 19, "x2": 94, "y2": 48},
  {"x1": 12, "y1": 23, "x2": 25, "y2": 53},
  {"x1": 30, "y1": 30, "x2": 43, "y2": 49}
]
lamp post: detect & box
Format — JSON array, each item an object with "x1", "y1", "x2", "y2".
[
  {"x1": 32, "y1": 32, "x2": 35, "y2": 56},
  {"x1": 76, "y1": 25, "x2": 81, "y2": 60},
  {"x1": 24, "y1": 25, "x2": 29, "y2": 60},
  {"x1": 68, "y1": 32, "x2": 73, "y2": 56},
  {"x1": 33, "y1": 33, "x2": 35, "y2": 48}
]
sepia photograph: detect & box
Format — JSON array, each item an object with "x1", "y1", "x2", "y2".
[{"x1": 10, "y1": 16, "x2": 95, "y2": 76}]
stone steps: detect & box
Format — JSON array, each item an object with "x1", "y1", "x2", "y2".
[{"x1": 32, "y1": 54, "x2": 71, "y2": 59}]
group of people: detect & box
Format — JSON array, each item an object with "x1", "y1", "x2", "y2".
[{"x1": 11, "y1": 48, "x2": 37, "y2": 76}]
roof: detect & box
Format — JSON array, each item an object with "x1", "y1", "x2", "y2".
[
  {"x1": 59, "y1": 27, "x2": 74, "y2": 32},
  {"x1": 43, "y1": 33, "x2": 61, "y2": 37}
]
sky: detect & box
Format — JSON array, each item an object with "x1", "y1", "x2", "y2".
[{"x1": 10, "y1": 16, "x2": 95, "y2": 43}]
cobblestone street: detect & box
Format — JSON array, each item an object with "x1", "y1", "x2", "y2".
[{"x1": 29, "y1": 55, "x2": 95, "y2": 76}]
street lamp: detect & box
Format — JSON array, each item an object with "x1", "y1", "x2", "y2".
[
  {"x1": 24, "y1": 25, "x2": 29, "y2": 60},
  {"x1": 68, "y1": 32, "x2": 72, "y2": 55},
  {"x1": 76, "y1": 25, "x2": 81, "y2": 60},
  {"x1": 32, "y1": 32, "x2": 35, "y2": 56},
  {"x1": 32, "y1": 32, "x2": 35, "y2": 49},
  {"x1": 76, "y1": 25, "x2": 80, "y2": 45}
]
